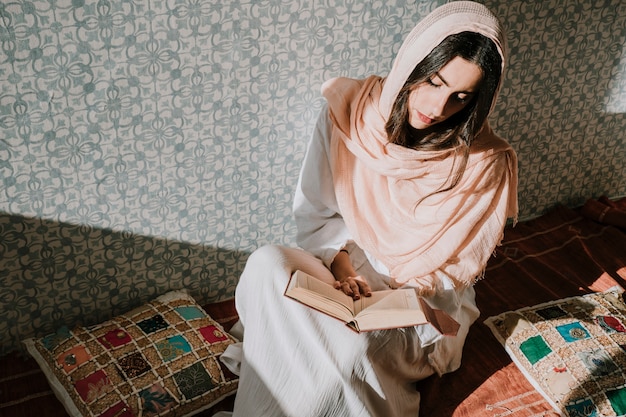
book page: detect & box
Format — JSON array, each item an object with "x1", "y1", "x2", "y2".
[
  {"x1": 356, "y1": 288, "x2": 421, "y2": 313},
  {"x1": 352, "y1": 289, "x2": 428, "y2": 331},
  {"x1": 286, "y1": 271, "x2": 356, "y2": 321},
  {"x1": 352, "y1": 290, "x2": 397, "y2": 315}
]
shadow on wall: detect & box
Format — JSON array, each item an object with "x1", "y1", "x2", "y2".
[{"x1": 0, "y1": 212, "x2": 250, "y2": 356}]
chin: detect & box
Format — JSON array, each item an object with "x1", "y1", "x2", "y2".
[
  {"x1": 410, "y1": 121, "x2": 433, "y2": 130},
  {"x1": 408, "y1": 118, "x2": 426, "y2": 130}
]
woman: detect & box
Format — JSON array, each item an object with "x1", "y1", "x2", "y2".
[{"x1": 221, "y1": 2, "x2": 518, "y2": 416}]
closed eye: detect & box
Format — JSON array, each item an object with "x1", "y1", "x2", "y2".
[
  {"x1": 455, "y1": 93, "x2": 472, "y2": 103},
  {"x1": 427, "y1": 76, "x2": 442, "y2": 87}
]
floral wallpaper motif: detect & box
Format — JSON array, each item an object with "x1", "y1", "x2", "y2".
[{"x1": 0, "y1": 0, "x2": 624, "y2": 354}]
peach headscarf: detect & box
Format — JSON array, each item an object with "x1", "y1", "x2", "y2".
[{"x1": 321, "y1": 1, "x2": 518, "y2": 292}]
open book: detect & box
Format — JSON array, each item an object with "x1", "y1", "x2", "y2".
[{"x1": 285, "y1": 270, "x2": 460, "y2": 334}]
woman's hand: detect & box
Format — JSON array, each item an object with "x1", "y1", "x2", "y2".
[
  {"x1": 333, "y1": 275, "x2": 372, "y2": 300},
  {"x1": 330, "y1": 250, "x2": 372, "y2": 300}
]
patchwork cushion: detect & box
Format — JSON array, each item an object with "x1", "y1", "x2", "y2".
[
  {"x1": 23, "y1": 290, "x2": 238, "y2": 417},
  {"x1": 485, "y1": 288, "x2": 626, "y2": 417}
]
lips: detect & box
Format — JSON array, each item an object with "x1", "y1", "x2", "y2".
[{"x1": 417, "y1": 111, "x2": 435, "y2": 125}]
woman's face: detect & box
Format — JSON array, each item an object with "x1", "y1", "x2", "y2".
[{"x1": 407, "y1": 56, "x2": 483, "y2": 130}]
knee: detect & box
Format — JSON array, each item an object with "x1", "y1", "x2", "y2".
[
  {"x1": 238, "y1": 244, "x2": 291, "y2": 288},
  {"x1": 245, "y1": 244, "x2": 288, "y2": 269},
  {"x1": 235, "y1": 245, "x2": 290, "y2": 315}
]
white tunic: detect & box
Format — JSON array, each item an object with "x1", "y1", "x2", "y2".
[{"x1": 226, "y1": 107, "x2": 480, "y2": 417}]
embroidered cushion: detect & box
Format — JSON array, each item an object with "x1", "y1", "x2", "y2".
[
  {"x1": 485, "y1": 289, "x2": 626, "y2": 417},
  {"x1": 23, "y1": 290, "x2": 238, "y2": 417}
]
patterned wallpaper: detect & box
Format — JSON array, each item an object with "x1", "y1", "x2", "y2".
[{"x1": 1, "y1": 0, "x2": 624, "y2": 354}]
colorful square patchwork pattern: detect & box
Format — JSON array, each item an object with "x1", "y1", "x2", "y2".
[
  {"x1": 485, "y1": 289, "x2": 626, "y2": 417},
  {"x1": 24, "y1": 290, "x2": 238, "y2": 417}
]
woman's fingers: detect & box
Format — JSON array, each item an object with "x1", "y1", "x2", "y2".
[
  {"x1": 356, "y1": 279, "x2": 372, "y2": 297},
  {"x1": 333, "y1": 276, "x2": 372, "y2": 299}
]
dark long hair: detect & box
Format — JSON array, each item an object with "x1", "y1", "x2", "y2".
[{"x1": 385, "y1": 31, "x2": 502, "y2": 191}]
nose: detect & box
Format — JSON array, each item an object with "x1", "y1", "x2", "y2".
[{"x1": 430, "y1": 95, "x2": 448, "y2": 118}]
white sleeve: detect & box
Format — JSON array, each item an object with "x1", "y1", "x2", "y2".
[{"x1": 293, "y1": 104, "x2": 353, "y2": 268}]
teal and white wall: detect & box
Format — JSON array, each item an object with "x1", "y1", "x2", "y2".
[{"x1": 1, "y1": 0, "x2": 624, "y2": 354}]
